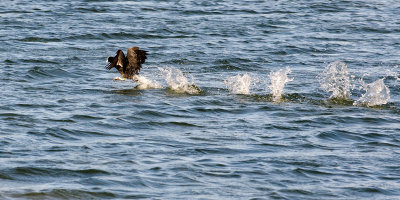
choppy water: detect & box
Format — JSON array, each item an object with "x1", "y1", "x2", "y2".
[{"x1": 1, "y1": 0, "x2": 400, "y2": 199}]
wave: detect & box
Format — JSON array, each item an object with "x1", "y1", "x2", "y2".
[
  {"x1": 141, "y1": 121, "x2": 203, "y2": 128},
  {"x1": 21, "y1": 59, "x2": 60, "y2": 64},
  {"x1": 71, "y1": 32, "x2": 194, "y2": 41},
  {"x1": 4, "y1": 59, "x2": 16, "y2": 64},
  {"x1": 5, "y1": 188, "x2": 116, "y2": 199},
  {"x1": 18, "y1": 31, "x2": 195, "y2": 44},
  {"x1": 18, "y1": 37, "x2": 61, "y2": 43},
  {"x1": 76, "y1": 7, "x2": 107, "y2": 13},
  {"x1": 26, "y1": 66, "x2": 75, "y2": 79},
  {"x1": 11, "y1": 167, "x2": 109, "y2": 177}
]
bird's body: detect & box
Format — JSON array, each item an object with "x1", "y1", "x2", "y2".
[{"x1": 106, "y1": 47, "x2": 147, "y2": 81}]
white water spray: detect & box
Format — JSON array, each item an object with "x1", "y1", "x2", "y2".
[
  {"x1": 319, "y1": 61, "x2": 353, "y2": 99},
  {"x1": 158, "y1": 66, "x2": 201, "y2": 94},
  {"x1": 269, "y1": 67, "x2": 293, "y2": 101},
  {"x1": 133, "y1": 75, "x2": 162, "y2": 90},
  {"x1": 353, "y1": 77, "x2": 390, "y2": 107},
  {"x1": 224, "y1": 73, "x2": 252, "y2": 95}
]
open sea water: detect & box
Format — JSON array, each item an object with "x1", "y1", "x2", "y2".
[{"x1": 1, "y1": 0, "x2": 400, "y2": 199}]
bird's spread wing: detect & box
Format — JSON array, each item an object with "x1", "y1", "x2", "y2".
[
  {"x1": 105, "y1": 50, "x2": 125, "y2": 70},
  {"x1": 126, "y1": 47, "x2": 147, "y2": 76}
]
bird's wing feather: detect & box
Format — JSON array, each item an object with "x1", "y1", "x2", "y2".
[
  {"x1": 126, "y1": 47, "x2": 147, "y2": 76},
  {"x1": 105, "y1": 50, "x2": 125, "y2": 70}
]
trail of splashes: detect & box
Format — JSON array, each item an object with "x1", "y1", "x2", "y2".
[
  {"x1": 269, "y1": 67, "x2": 293, "y2": 101},
  {"x1": 133, "y1": 75, "x2": 162, "y2": 89},
  {"x1": 319, "y1": 61, "x2": 353, "y2": 99},
  {"x1": 224, "y1": 73, "x2": 252, "y2": 95},
  {"x1": 353, "y1": 76, "x2": 390, "y2": 107},
  {"x1": 385, "y1": 65, "x2": 400, "y2": 81},
  {"x1": 158, "y1": 66, "x2": 201, "y2": 94}
]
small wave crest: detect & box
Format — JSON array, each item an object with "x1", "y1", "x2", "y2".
[{"x1": 158, "y1": 66, "x2": 201, "y2": 94}]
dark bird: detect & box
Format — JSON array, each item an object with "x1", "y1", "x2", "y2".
[{"x1": 106, "y1": 47, "x2": 147, "y2": 81}]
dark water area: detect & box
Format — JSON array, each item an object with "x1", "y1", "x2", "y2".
[{"x1": 1, "y1": 0, "x2": 400, "y2": 199}]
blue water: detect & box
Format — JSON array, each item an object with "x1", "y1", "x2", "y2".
[{"x1": 1, "y1": 0, "x2": 400, "y2": 199}]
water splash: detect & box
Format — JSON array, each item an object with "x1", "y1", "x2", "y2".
[
  {"x1": 353, "y1": 77, "x2": 390, "y2": 107},
  {"x1": 224, "y1": 73, "x2": 252, "y2": 95},
  {"x1": 269, "y1": 67, "x2": 293, "y2": 101},
  {"x1": 158, "y1": 66, "x2": 201, "y2": 94},
  {"x1": 385, "y1": 65, "x2": 400, "y2": 81},
  {"x1": 133, "y1": 75, "x2": 162, "y2": 90},
  {"x1": 319, "y1": 61, "x2": 353, "y2": 99}
]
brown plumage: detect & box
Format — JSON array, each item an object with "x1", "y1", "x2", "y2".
[{"x1": 106, "y1": 47, "x2": 148, "y2": 80}]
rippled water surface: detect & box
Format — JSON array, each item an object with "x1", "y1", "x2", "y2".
[{"x1": 1, "y1": 0, "x2": 400, "y2": 199}]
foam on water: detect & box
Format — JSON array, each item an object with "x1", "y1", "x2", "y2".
[
  {"x1": 319, "y1": 61, "x2": 353, "y2": 99},
  {"x1": 158, "y1": 66, "x2": 201, "y2": 94},
  {"x1": 353, "y1": 77, "x2": 390, "y2": 107},
  {"x1": 224, "y1": 73, "x2": 252, "y2": 95},
  {"x1": 269, "y1": 67, "x2": 293, "y2": 101},
  {"x1": 133, "y1": 75, "x2": 162, "y2": 90}
]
